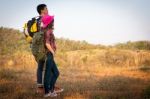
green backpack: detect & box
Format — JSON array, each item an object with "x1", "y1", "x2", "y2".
[{"x1": 31, "y1": 31, "x2": 46, "y2": 62}]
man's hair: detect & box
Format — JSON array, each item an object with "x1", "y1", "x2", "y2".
[{"x1": 37, "y1": 4, "x2": 47, "y2": 14}]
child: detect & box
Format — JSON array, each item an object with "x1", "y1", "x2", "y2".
[
  {"x1": 35, "y1": 4, "x2": 63, "y2": 94},
  {"x1": 42, "y1": 14, "x2": 62, "y2": 97}
]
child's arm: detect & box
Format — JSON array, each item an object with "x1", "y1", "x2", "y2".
[
  {"x1": 45, "y1": 30, "x2": 55, "y2": 55},
  {"x1": 46, "y1": 43, "x2": 55, "y2": 55},
  {"x1": 53, "y1": 35, "x2": 56, "y2": 52}
]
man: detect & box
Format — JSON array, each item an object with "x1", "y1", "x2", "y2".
[{"x1": 36, "y1": 4, "x2": 47, "y2": 89}]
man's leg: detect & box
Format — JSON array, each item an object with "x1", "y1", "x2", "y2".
[{"x1": 37, "y1": 60, "x2": 45, "y2": 87}]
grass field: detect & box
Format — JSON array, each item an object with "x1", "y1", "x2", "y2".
[
  {"x1": 1, "y1": 49, "x2": 150, "y2": 99},
  {"x1": 0, "y1": 28, "x2": 150, "y2": 99}
]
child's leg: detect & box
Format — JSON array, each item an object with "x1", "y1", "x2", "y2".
[
  {"x1": 44, "y1": 52, "x2": 53, "y2": 94},
  {"x1": 49, "y1": 58, "x2": 59, "y2": 92}
]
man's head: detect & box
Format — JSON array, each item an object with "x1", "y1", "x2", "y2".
[{"x1": 37, "y1": 4, "x2": 48, "y2": 15}]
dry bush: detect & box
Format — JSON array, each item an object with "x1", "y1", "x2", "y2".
[{"x1": 64, "y1": 49, "x2": 150, "y2": 67}]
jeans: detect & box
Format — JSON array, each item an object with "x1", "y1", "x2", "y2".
[
  {"x1": 37, "y1": 59, "x2": 45, "y2": 86},
  {"x1": 44, "y1": 52, "x2": 59, "y2": 94}
]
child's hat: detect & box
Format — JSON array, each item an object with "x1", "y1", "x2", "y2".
[{"x1": 42, "y1": 14, "x2": 54, "y2": 28}]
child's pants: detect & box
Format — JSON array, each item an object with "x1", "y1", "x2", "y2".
[{"x1": 44, "y1": 52, "x2": 59, "y2": 94}]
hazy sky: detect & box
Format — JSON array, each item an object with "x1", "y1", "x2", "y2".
[{"x1": 0, "y1": 0, "x2": 150, "y2": 45}]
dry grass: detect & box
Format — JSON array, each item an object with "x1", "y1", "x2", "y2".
[
  {"x1": 0, "y1": 49, "x2": 150, "y2": 99},
  {"x1": 0, "y1": 28, "x2": 150, "y2": 99}
]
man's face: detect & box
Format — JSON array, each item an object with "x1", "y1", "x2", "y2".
[{"x1": 41, "y1": 7, "x2": 48, "y2": 15}]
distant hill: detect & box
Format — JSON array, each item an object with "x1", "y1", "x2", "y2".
[
  {"x1": 114, "y1": 41, "x2": 150, "y2": 50},
  {"x1": 0, "y1": 27, "x2": 149, "y2": 55},
  {"x1": 0, "y1": 27, "x2": 150, "y2": 68},
  {"x1": 0, "y1": 27, "x2": 106, "y2": 55}
]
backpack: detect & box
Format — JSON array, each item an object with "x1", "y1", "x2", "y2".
[
  {"x1": 31, "y1": 31, "x2": 46, "y2": 62},
  {"x1": 23, "y1": 16, "x2": 41, "y2": 43}
]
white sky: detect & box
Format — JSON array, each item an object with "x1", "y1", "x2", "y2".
[{"x1": 0, "y1": 0, "x2": 150, "y2": 45}]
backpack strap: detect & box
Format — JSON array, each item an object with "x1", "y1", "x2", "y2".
[
  {"x1": 23, "y1": 23, "x2": 28, "y2": 37},
  {"x1": 37, "y1": 16, "x2": 42, "y2": 32}
]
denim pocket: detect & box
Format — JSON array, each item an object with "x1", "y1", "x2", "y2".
[{"x1": 47, "y1": 51, "x2": 53, "y2": 58}]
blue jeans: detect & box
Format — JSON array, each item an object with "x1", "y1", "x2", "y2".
[
  {"x1": 44, "y1": 52, "x2": 59, "y2": 94},
  {"x1": 37, "y1": 59, "x2": 45, "y2": 86}
]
